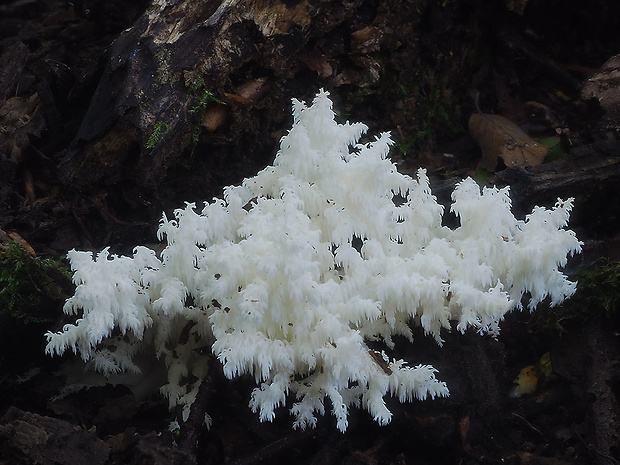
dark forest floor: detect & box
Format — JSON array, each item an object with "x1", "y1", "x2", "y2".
[{"x1": 1, "y1": 1, "x2": 620, "y2": 464}]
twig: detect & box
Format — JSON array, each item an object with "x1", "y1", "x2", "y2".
[
  {"x1": 228, "y1": 430, "x2": 313, "y2": 465},
  {"x1": 511, "y1": 413, "x2": 545, "y2": 437},
  {"x1": 71, "y1": 205, "x2": 95, "y2": 248}
]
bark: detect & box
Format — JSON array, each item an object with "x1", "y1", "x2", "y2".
[
  {"x1": 496, "y1": 139, "x2": 620, "y2": 241},
  {"x1": 429, "y1": 137, "x2": 620, "y2": 250},
  {"x1": 58, "y1": 0, "x2": 370, "y2": 189},
  {"x1": 0, "y1": 407, "x2": 110, "y2": 465}
]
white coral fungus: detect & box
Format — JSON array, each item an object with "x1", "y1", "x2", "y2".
[{"x1": 46, "y1": 90, "x2": 581, "y2": 431}]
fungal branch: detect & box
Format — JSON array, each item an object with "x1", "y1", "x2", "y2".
[{"x1": 45, "y1": 90, "x2": 582, "y2": 432}]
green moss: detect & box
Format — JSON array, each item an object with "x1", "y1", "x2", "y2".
[
  {"x1": 187, "y1": 74, "x2": 225, "y2": 118},
  {"x1": 392, "y1": 84, "x2": 464, "y2": 157},
  {"x1": 539, "y1": 136, "x2": 568, "y2": 163},
  {"x1": 146, "y1": 121, "x2": 172, "y2": 149},
  {"x1": 0, "y1": 242, "x2": 71, "y2": 325},
  {"x1": 527, "y1": 260, "x2": 620, "y2": 331},
  {"x1": 473, "y1": 167, "x2": 492, "y2": 186},
  {"x1": 572, "y1": 260, "x2": 620, "y2": 315},
  {"x1": 186, "y1": 74, "x2": 226, "y2": 149},
  {"x1": 145, "y1": 75, "x2": 225, "y2": 151}
]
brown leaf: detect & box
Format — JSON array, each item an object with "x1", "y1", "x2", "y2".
[
  {"x1": 225, "y1": 77, "x2": 269, "y2": 104},
  {"x1": 469, "y1": 113, "x2": 549, "y2": 171},
  {"x1": 7, "y1": 230, "x2": 37, "y2": 257},
  {"x1": 201, "y1": 104, "x2": 228, "y2": 132}
]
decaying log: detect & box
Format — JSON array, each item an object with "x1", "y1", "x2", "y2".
[
  {"x1": 495, "y1": 140, "x2": 620, "y2": 237},
  {"x1": 58, "y1": 0, "x2": 368, "y2": 189},
  {"x1": 431, "y1": 138, "x2": 620, "y2": 250},
  {"x1": 0, "y1": 407, "x2": 110, "y2": 465}
]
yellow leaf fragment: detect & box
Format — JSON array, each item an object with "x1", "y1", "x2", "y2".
[
  {"x1": 537, "y1": 351, "x2": 552, "y2": 377},
  {"x1": 510, "y1": 365, "x2": 538, "y2": 398},
  {"x1": 469, "y1": 113, "x2": 549, "y2": 171},
  {"x1": 510, "y1": 352, "x2": 553, "y2": 398}
]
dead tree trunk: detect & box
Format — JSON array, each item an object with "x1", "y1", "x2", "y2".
[{"x1": 57, "y1": 0, "x2": 371, "y2": 189}]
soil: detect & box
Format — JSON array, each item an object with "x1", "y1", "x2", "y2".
[{"x1": 1, "y1": 1, "x2": 620, "y2": 464}]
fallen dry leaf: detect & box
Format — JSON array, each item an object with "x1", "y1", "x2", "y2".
[
  {"x1": 7, "y1": 230, "x2": 37, "y2": 257},
  {"x1": 469, "y1": 113, "x2": 549, "y2": 171},
  {"x1": 201, "y1": 104, "x2": 228, "y2": 132},
  {"x1": 224, "y1": 77, "x2": 270, "y2": 104}
]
